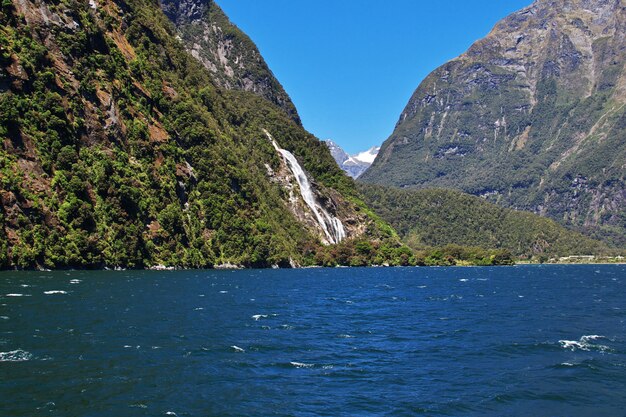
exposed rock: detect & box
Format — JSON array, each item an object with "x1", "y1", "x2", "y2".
[
  {"x1": 160, "y1": 0, "x2": 300, "y2": 123},
  {"x1": 361, "y1": 0, "x2": 626, "y2": 246}
]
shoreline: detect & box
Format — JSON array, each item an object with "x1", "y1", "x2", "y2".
[{"x1": 1, "y1": 261, "x2": 625, "y2": 272}]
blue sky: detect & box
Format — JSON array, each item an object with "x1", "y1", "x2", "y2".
[{"x1": 218, "y1": 0, "x2": 532, "y2": 154}]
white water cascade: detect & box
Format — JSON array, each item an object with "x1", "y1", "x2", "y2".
[{"x1": 264, "y1": 129, "x2": 346, "y2": 244}]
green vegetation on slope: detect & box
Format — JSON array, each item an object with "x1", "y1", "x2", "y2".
[
  {"x1": 0, "y1": 0, "x2": 398, "y2": 269},
  {"x1": 361, "y1": 0, "x2": 626, "y2": 247},
  {"x1": 358, "y1": 184, "x2": 611, "y2": 260}
]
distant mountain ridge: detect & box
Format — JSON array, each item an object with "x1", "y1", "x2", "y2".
[
  {"x1": 324, "y1": 140, "x2": 380, "y2": 178},
  {"x1": 361, "y1": 0, "x2": 626, "y2": 246}
]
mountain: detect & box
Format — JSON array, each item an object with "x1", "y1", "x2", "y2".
[
  {"x1": 361, "y1": 0, "x2": 626, "y2": 246},
  {"x1": 358, "y1": 184, "x2": 611, "y2": 259},
  {"x1": 159, "y1": 0, "x2": 300, "y2": 124},
  {"x1": 324, "y1": 140, "x2": 380, "y2": 178},
  {"x1": 0, "y1": 0, "x2": 401, "y2": 269}
]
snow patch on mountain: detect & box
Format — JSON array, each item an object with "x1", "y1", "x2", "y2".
[{"x1": 324, "y1": 140, "x2": 380, "y2": 179}]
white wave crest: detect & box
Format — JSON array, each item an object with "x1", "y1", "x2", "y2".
[
  {"x1": 44, "y1": 291, "x2": 67, "y2": 295},
  {"x1": 290, "y1": 361, "x2": 314, "y2": 368},
  {"x1": 0, "y1": 349, "x2": 33, "y2": 362},
  {"x1": 559, "y1": 335, "x2": 610, "y2": 352},
  {"x1": 230, "y1": 345, "x2": 245, "y2": 353},
  {"x1": 251, "y1": 314, "x2": 276, "y2": 321}
]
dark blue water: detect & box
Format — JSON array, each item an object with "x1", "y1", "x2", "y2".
[{"x1": 1, "y1": 265, "x2": 625, "y2": 416}]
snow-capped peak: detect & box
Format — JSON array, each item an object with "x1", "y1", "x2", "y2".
[
  {"x1": 352, "y1": 146, "x2": 380, "y2": 164},
  {"x1": 323, "y1": 141, "x2": 380, "y2": 178}
]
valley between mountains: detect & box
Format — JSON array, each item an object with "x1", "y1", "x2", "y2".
[{"x1": 0, "y1": 0, "x2": 623, "y2": 269}]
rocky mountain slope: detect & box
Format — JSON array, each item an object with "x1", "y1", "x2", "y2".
[
  {"x1": 160, "y1": 0, "x2": 300, "y2": 123},
  {"x1": 361, "y1": 0, "x2": 626, "y2": 246},
  {"x1": 0, "y1": 0, "x2": 399, "y2": 269},
  {"x1": 325, "y1": 140, "x2": 379, "y2": 179}
]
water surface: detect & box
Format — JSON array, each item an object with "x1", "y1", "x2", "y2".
[{"x1": 1, "y1": 265, "x2": 625, "y2": 416}]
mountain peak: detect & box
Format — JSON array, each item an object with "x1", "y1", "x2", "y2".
[
  {"x1": 361, "y1": 0, "x2": 626, "y2": 246},
  {"x1": 324, "y1": 141, "x2": 380, "y2": 178}
]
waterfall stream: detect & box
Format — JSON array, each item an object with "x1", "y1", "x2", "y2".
[{"x1": 264, "y1": 130, "x2": 346, "y2": 244}]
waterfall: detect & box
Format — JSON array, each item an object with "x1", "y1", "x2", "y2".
[{"x1": 264, "y1": 129, "x2": 346, "y2": 244}]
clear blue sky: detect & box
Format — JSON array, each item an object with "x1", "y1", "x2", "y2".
[{"x1": 218, "y1": 0, "x2": 532, "y2": 154}]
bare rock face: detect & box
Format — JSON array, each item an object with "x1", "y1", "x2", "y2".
[
  {"x1": 361, "y1": 0, "x2": 626, "y2": 246},
  {"x1": 160, "y1": 0, "x2": 300, "y2": 124}
]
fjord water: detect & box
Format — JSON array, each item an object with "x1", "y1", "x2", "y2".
[{"x1": 1, "y1": 266, "x2": 625, "y2": 416}]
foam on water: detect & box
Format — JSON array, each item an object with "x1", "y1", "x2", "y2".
[
  {"x1": 44, "y1": 291, "x2": 67, "y2": 295},
  {"x1": 559, "y1": 335, "x2": 611, "y2": 352},
  {"x1": 252, "y1": 314, "x2": 277, "y2": 321},
  {"x1": 231, "y1": 345, "x2": 245, "y2": 353},
  {"x1": 290, "y1": 361, "x2": 314, "y2": 368},
  {"x1": 69, "y1": 279, "x2": 81, "y2": 284},
  {"x1": 0, "y1": 349, "x2": 33, "y2": 362},
  {"x1": 6, "y1": 294, "x2": 29, "y2": 297}
]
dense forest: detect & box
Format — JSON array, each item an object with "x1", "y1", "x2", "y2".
[
  {"x1": 359, "y1": 184, "x2": 613, "y2": 260},
  {"x1": 0, "y1": 0, "x2": 406, "y2": 269}
]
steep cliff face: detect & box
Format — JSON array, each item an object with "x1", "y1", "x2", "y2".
[
  {"x1": 159, "y1": 0, "x2": 300, "y2": 123},
  {"x1": 0, "y1": 0, "x2": 393, "y2": 269},
  {"x1": 361, "y1": 0, "x2": 626, "y2": 245}
]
